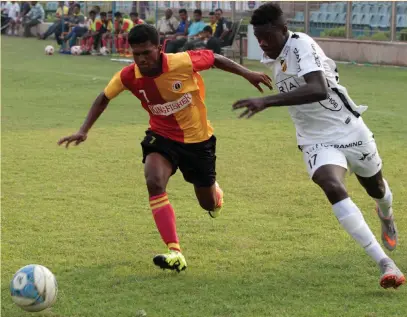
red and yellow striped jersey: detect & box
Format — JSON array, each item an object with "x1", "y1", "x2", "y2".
[{"x1": 104, "y1": 50, "x2": 215, "y2": 143}]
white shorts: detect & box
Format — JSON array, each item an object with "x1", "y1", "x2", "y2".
[{"x1": 301, "y1": 126, "x2": 382, "y2": 178}]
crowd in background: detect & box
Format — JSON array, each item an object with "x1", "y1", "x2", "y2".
[{"x1": 1, "y1": 1, "x2": 232, "y2": 56}]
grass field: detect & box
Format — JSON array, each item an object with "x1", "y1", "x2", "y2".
[{"x1": 2, "y1": 37, "x2": 407, "y2": 317}]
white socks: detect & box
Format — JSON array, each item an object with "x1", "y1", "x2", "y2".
[
  {"x1": 332, "y1": 198, "x2": 388, "y2": 264},
  {"x1": 375, "y1": 179, "x2": 393, "y2": 218}
]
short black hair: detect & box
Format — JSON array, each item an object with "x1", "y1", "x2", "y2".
[
  {"x1": 89, "y1": 10, "x2": 96, "y2": 15},
  {"x1": 215, "y1": 8, "x2": 223, "y2": 13},
  {"x1": 209, "y1": 11, "x2": 215, "y2": 16},
  {"x1": 203, "y1": 25, "x2": 212, "y2": 34},
  {"x1": 193, "y1": 9, "x2": 202, "y2": 16},
  {"x1": 179, "y1": 8, "x2": 187, "y2": 15},
  {"x1": 128, "y1": 24, "x2": 159, "y2": 46},
  {"x1": 130, "y1": 11, "x2": 139, "y2": 17},
  {"x1": 250, "y1": 2, "x2": 284, "y2": 26},
  {"x1": 93, "y1": 5, "x2": 100, "y2": 12},
  {"x1": 74, "y1": 3, "x2": 80, "y2": 9},
  {"x1": 108, "y1": 10, "x2": 112, "y2": 14},
  {"x1": 100, "y1": 12, "x2": 107, "y2": 17},
  {"x1": 114, "y1": 11, "x2": 122, "y2": 18}
]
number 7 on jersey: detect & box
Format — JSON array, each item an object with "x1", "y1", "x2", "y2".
[{"x1": 139, "y1": 90, "x2": 150, "y2": 104}]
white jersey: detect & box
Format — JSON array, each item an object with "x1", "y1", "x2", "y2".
[{"x1": 261, "y1": 31, "x2": 368, "y2": 146}]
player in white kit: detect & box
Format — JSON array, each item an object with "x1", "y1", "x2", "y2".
[{"x1": 233, "y1": 3, "x2": 405, "y2": 289}]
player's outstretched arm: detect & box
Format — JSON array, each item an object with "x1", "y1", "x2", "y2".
[
  {"x1": 213, "y1": 54, "x2": 273, "y2": 93},
  {"x1": 232, "y1": 71, "x2": 329, "y2": 118},
  {"x1": 57, "y1": 92, "x2": 110, "y2": 148}
]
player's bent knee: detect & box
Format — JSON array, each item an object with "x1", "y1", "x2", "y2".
[
  {"x1": 313, "y1": 177, "x2": 348, "y2": 204},
  {"x1": 145, "y1": 176, "x2": 166, "y2": 196}
]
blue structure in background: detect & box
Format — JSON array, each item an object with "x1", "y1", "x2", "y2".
[{"x1": 288, "y1": 1, "x2": 407, "y2": 38}]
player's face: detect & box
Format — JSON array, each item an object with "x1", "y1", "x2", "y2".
[
  {"x1": 131, "y1": 41, "x2": 160, "y2": 74},
  {"x1": 210, "y1": 15, "x2": 216, "y2": 23},
  {"x1": 254, "y1": 23, "x2": 288, "y2": 59},
  {"x1": 215, "y1": 11, "x2": 222, "y2": 20}
]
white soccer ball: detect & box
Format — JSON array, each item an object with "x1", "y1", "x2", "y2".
[
  {"x1": 100, "y1": 46, "x2": 110, "y2": 56},
  {"x1": 10, "y1": 264, "x2": 58, "y2": 312},
  {"x1": 45, "y1": 45, "x2": 54, "y2": 55},
  {"x1": 70, "y1": 45, "x2": 82, "y2": 56}
]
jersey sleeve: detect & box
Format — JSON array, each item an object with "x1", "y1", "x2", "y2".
[
  {"x1": 95, "y1": 19, "x2": 102, "y2": 31},
  {"x1": 187, "y1": 50, "x2": 215, "y2": 72},
  {"x1": 104, "y1": 71, "x2": 126, "y2": 100},
  {"x1": 122, "y1": 20, "x2": 130, "y2": 32},
  {"x1": 292, "y1": 38, "x2": 324, "y2": 78}
]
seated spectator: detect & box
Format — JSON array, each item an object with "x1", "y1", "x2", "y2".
[
  {"x1": 62, "y1": 3, "x2": 86, "y2": 50},
  {"x1": 208, "y1": 11, "x2": 217, "y2": 35},
  {"x1": 130, "y1": 11, "x2": 144, "y2": 25},
  {"x1": 165, "y1": 9, "x2": 207, "y2": 53},
  {"x1": 39, "y1": 1, "x2": 68, "y2": 40},
  {"x1": 22, "y1": 1, "x2": 44, "y2": 37},
  {"x1": 14, "y1": 1, "x2": 30, "y2": 35},
  {"x1": 101, "y1": 11, "x2": 113, "y2": 50},
  {"x1": 114, "y1": 11, "x2": 133, "y2": 56},
  {"x1": 174, "y1": 8, "x2": 188, "y2": 37},
  {"x1": 7, "y1": 1, "x2": 20, "y2": 35},
  {"x1": 214, "y1": 8, "x2": 229, "y2": 41},
  {"x1": 80, "y1": 9, "x2": 102, "y2": 54},
  {"x1": 182, "y1": 25, "x2": 221, "y2": 54},
  {"x1": 156, "y1": 8, "x2": 179, "y2": 42}
]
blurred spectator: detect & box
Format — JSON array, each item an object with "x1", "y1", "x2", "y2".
[
  {"x1": 165, "y1": 9, "x2": 207, "y2": 53},
  {"x1": 183, "y1": 25, "x2": 221, "y2": 54},
  {"x1": 130, "y1": 11, "x2": 144, "y2": 25},
  {"x1": 80, "y1": 9, "x2": 102, "y2": 54},
  {"x1": 6, "y1": 1, "x2": 20, "y2": 35},
  {"x1": 101, "y1": 11, "x2": 113, "y2": 50},
  {"x1": 175, "y1": 8, "x2": 188, "y2": 37},
  {"x1": 22, "y1": 1, "x2": 44, "y2": 37},
  {"x1": 208, "y1": 11, "x2": 217, "y2": 35},
  {"x1": 62, "y1": 3, "x2": 86, "y2": 49},
  {"x1": 67, "y1": 1, "x2": 75, "y2": 16},
  {"x1": 39, "y1": 1, "x2": 68, "y2": 40},
  {"x1": 157, "y1": 8, "x2": 179, "y2": 41},
  {"x1": 1, "y1": 1, "x2": 11, "y2": 34},
  {"x1": 114, "y1": 11, "x2": 133, "y2": 56},
  {"x1": 14, "y1": 1, "x2": 30, "y2": 35},
  {"x1": 214, "y1": 8, "x2": 229, "y2": 40}
]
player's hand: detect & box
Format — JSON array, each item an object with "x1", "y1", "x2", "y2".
[
  {"x1": 243, "y1": 71, "x2": 273, "y2": 93},
  {"x1": 57, "y1": 132, "x2": 87, "y2": 148},
  {"x1": 232, "y1": 97, "x2": 267, "y2": 119}
]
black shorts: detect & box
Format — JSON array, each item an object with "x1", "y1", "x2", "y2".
[{"x1": 141, "y1": 131, "x2": 217, "y2": 187}]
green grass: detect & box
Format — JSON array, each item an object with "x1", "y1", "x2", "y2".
[{"x1": 2, "y1": 37, "x2": 407, "y2": 317}]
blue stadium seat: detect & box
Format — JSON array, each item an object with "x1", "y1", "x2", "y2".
[
  {"x1": 370, "y1": 5, "x2": 379, "y2": 15},
  {"x1": 361, "y1": 4, "x2": 371, "y2": 14},
  {"x1": 310, "y1": 11, "x2": 319, "y2": 23},
  {"x1": 397, "y1": 14, "x2": 407, "y2": 28},
  {"x1": 378, "y1": 14, "x2": 391, "y2": 28},
  {"x1": 352, "y1": 13, "x2": 362, "y2": 25},
  {"x1": 397, "y1": 3, "x2": 407, "y2": 15},
  {"x1": 335, "y1": 3, "x2": 347, "y2": 14},
  {"x1": 320, "y1": 3, "x2": 329, "y2": 12},
  {"x1": 46, "y1": 2, "x2": 58, "y2": 11},
  {"x1": 293, "y1": 11, "x2": 304, "y2": 22},
  {"x1": 325, "y1": 13, "x2": 336, "y2": 23},
  {"x1": 378, "y1": 4, "x2": 391, "y2": 15},
  {"x1": 352, "y1": 3, "x2": 362, "y2": 14},
  {"x1": 360, "y1": 14, "x2": 371, "y2": 25},
  {"x1": 369, "y1": 14, "x2": 380, "y2": 28},
  {"x1": 338, "y1": 13, "x2": 347, "y2": 24},
  {"x1": 320, "y1": 12, "x2": 330, "y2": 23}
]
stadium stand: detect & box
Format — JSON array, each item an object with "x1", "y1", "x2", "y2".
[{"x1": 288, "y1": 1, "x2": 407, "y2": 38}]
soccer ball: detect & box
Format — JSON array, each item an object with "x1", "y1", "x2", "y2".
[
  {"x1": 10, "y1": 264, "x2": 58, "y2": 312},
  {"x1": 71, "y1": 45, "x2": 82, "y2": 56},
  {"x1": 100, "y1": 46, "x2": 110, "y2": 56},
  {"x1": 45, "y1": 45, "x2": 54, "y2": 55}
]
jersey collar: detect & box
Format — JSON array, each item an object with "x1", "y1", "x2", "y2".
[
  {"x1": 260, "y1": 30, "x2": 292, "y2": 65},
  {"x1": 134, "y1": 53, "x2": 169, "y2": 79}
]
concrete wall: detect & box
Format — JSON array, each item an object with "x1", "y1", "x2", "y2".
[{"x1": 314, "y1": 38, "x2": 407, "y2": 67}]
